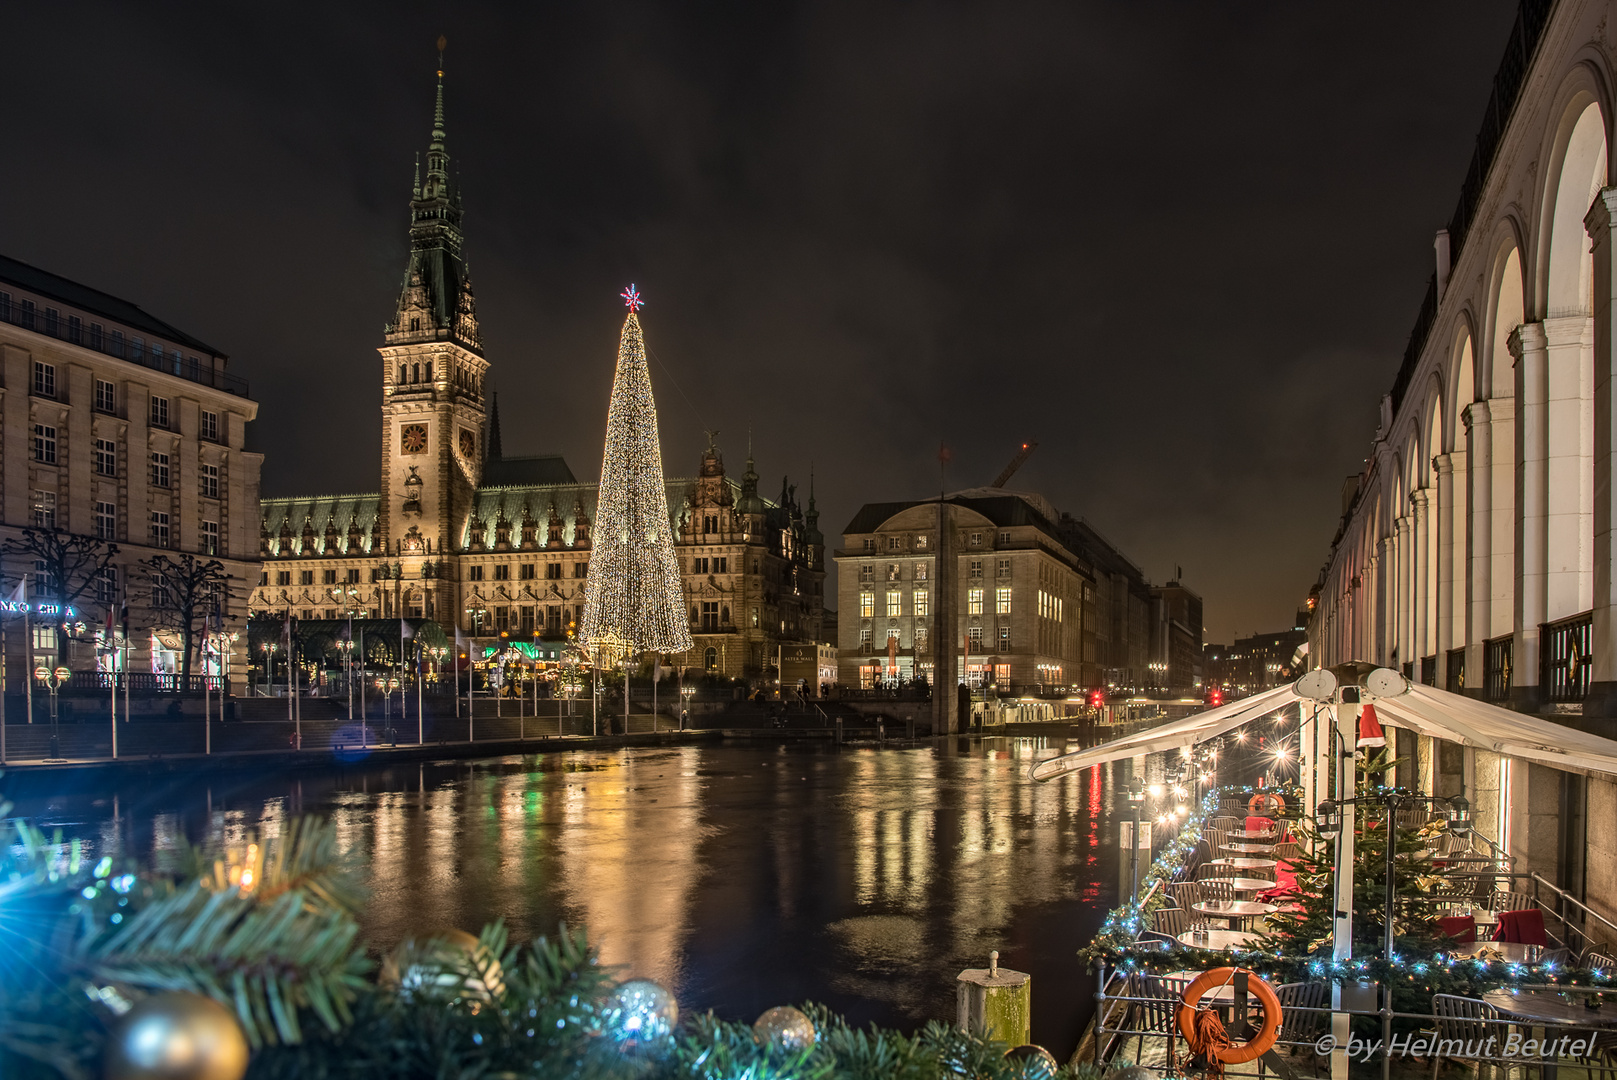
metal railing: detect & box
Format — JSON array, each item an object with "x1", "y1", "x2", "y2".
[
  {"x1": 62, "y1": 671, "x2": 223, "y2": 694},
  {"x1": 1540, "y1": 610, "x2": 1593, "y2": 704}
]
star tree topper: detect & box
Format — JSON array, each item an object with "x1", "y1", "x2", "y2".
[{"x1": 620, "y1": 284, "x2": 644, "y2": 312}]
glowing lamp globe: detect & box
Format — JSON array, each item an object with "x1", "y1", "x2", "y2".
[{"x1": 606, "y1": 978, "x2": 678, "y2": 1054}]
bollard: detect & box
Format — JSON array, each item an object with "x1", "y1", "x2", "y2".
[{"x1": 957, "y1": 950, "x2": 1030, "y2": 1046}]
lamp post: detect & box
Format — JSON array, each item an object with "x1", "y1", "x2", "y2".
[
  {"x1": 34, "y1": 664, "x2": 70, "y2": 760},
  {"x1": 260, "y1": 641, "x2": 277, "y2": 699},
  {"x1": 1126, "y1": 776, "x2": 1146, "y2": 904}
]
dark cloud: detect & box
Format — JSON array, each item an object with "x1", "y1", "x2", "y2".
[{"x1": 1, "y1": 1, "x2": 1520, "y2": 641}]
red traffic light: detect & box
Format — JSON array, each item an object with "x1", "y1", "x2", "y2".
[
  {"x1": 1088, "y1": 689, "x2": 1104, "y2": 708},
  {"x1": 1207, "y1": 687, "x2": 1224, "y2": 707}
]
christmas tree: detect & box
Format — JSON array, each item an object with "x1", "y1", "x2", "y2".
[{"x1": 579, "y1": 286, "x2": 694, "y2": 658}]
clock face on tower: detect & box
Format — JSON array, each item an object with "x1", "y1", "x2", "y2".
[
  {"x1": 459, "y1": 429, "x2": 476, "y2": 459},
  {"x1": 401, "y1": 424, "x2": 427, "y2": 454}
]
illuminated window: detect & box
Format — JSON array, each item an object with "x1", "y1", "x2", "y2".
[
  {"x1": 32, "y1": 489, "x2": 55, "y2": 529},
  {"x1": 967, "y1": 588, "x2": 984, "y2": 615},
  {"x1": 915, "y1": 562, "x2": 928, "y2": 581},
  {"x1": 916, "y1": 534, "x2": 929, "y2": 549},
  {"x1": 886, "y1": 590, "x2": 901, "y2": 617},
  {"x1": 996, "y1": 587, "x2": 1012, "y2": 614},
  {"x1": 998, "y1": 626, "x2": 1010, "y2": 651},
  {"x1": 860, "y1": 592, "x2": 874, "y2": 618},
  {"x1": 887, "y1": 563, "x2": 900, "y2": 581},
  {"x1": 969, "y1": 532, "x2": 982, "y2": 546},
  {"x1": 915, "y1": 627, "x2": 929, "y2": 652},
  {"x1": 913, "y1": 589, "x2": 929, "y2": 617}
]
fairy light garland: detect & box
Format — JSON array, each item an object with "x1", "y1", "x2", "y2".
[{"x1": 578, "y1": 288, "x2": 694, "y2": 657}]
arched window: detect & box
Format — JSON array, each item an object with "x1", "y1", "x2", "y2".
[
  {"x1": 704, "y1": 647, "x2": 717, "y2": 671},
  {"x1": 397, "y1": 364, "x2": 407, "y2": 385},
  {"x1": 412, "y1": 362, "x2": 420, "y2": 383},
  {"x1": 721, "y1": 605, "x2": 730, "y2": 625}
]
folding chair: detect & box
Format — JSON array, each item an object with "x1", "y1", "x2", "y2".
[
  {"x1": 1430, "y1": 995, "x2": 1523, "y2": 1080},
  {"x1": 1153, "y1": 906, "x2": 1189, "y2": 938}
]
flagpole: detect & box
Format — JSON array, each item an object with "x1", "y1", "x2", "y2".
[
  {"x1": 107, "y1": 618, "x2": 116, "y2": 761},
  {"x1": 2, "y1": 619, "x2": 8, "y2": 765},
  {"x1": 358, "y1": 624, "x2": 366, "y2": 744},
  {"x1": 415, "y1": 639, "x2": 423, "y2": 746},
  {"x1": 24, "y1": 574, "x2": 33, "y2": 726}
]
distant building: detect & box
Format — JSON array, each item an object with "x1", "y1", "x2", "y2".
[
  {"x1": 0, "y1": 254, "x2": 262, "y2": 691},
  {"x1": 835, "y1": 488, "x2": 1164, "y2": 696},
  {"x1": 1149, "y1": 580, "x2": 1203, "y2": 694},
  {"x1": 1205, "y1": 620, "x2": 1308, "y2": 696}
]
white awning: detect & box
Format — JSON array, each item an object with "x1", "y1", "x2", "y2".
[
  {"x1": 1372, "y1": 683, "x2": 1617, "y2": 777},
  {"x1": 1027, "y1": 684, "x2": 1301, "y2": 781}
]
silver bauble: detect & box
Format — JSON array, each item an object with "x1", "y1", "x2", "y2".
[
  {"x1": 104, "y1": 991, "x2": 249, "y2": 1080},
  {"x1": 1005, "y1": 1044, "x2": 1059, "y2": 1079},
  {"x1": 752, "y1": 1005, "x2": 817, "y2": 1052},
  {"x1": 606, "y1": 978, "x2": 678, "y2": 1054},
  {"x1": 379, "y1": 929, "x2": 505, "y2": 1001}
]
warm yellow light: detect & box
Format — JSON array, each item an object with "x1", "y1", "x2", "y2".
[{"x1": 1148, "y1": 784, "x2": 1165, "y2": 799}]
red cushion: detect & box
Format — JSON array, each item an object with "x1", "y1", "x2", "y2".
[
  {"x1": 1494, "y1": 908, "x2": 1547, "y2": 946},
  {"x1": 1438, "y1": 915, "x2": 1477, "y2": 943},
  {"x1": 1246, "y1": 816, "x2": 1275, "y2": 833}
]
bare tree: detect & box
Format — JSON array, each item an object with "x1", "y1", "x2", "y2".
[
  {"x1": 0, "y1": 527, "x2": 120, "y2": 656},
  {"x1": 140, "y1": 552, "x2": 233, "y2": 682}
]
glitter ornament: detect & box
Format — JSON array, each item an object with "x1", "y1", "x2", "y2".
[
  {"x1": 752, "y1": 1005, "x2": 817, "y2": 1051},
  {"x1": 1005, "y1": 1044, "x2": 1060, "y2": 1078},
  {"x1": 379, "y1": 928, "x2": 505, "y2": 1001},
  {"x1": 605, "y1": 978, "x2": 678, "y2": 1054},
  {"x1": 104, "y1": 991, "x2": 249, "y2": 1080},
  {"x1": 578, "y1": 294, "x2": 693, "y2": 657}
]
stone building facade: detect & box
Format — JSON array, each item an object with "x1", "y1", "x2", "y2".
[
  {"x1": 1306, "y1": 0, "x2": 1617, "y2": 937},
  {"x1": 0, "y1": 253, "x2": 262, "y2": 690},
  {"x1": 246, "y1": 70, "x2": 825, "y2": 685}
]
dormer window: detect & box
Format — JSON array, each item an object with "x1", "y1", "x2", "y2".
[{"x1": 410, "y1": 318, "x2": 421, "y2": 331}]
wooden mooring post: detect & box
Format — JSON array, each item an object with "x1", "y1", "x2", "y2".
[{"x1": 956, "y1": 950, "x2": 1030, "y2": 1045}]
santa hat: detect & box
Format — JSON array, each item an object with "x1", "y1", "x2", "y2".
[{"x1": 1357, "y1": 702, "x2": 1386, "y2": 748}]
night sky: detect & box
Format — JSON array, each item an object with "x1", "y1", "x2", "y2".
[{"x1": 3, "y1": 2, "x2": 1521, "y2": 643}]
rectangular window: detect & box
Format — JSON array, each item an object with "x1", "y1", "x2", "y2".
[
  {"x1": 998, "y1": 531, "x2": 1011, "y2": 544},
  {"x1": 862, "y1": 538, "x2": 875, "y2": 552},
  {"x1": 520, "y1": 562, "x2": 536, "y2": 579},
  {"x1": 200, "y1": 463, "x2": 219, "y2": 499},
  {"x1": 201, "y1": 520, "x2": 219, "y2": 556},
  {"x1": 149, "y1": 511, "x2": 171, "y2": 548},
  {"x1": 886, "y1": 590, "x2": 902, "y2": 617},
  {"x1": 703, "y1": 515, "x2": 718, "y2": 534},
  {"x1": 888, "y1": 536, "x2": 902, "y2": 551},
  {"x1": 90, "y1": 323, "x2": 104, "y2": 350},
  {"x1": 915, "y1": 562, "x2": 928, "y2": 581},
  {"x1": 967, "y1": 587, "x2": 984, "y2": 615},
  {"x1": 150, "y1": 452, "x2": 170, "y2": 488},
  {"x1": 345, "y1": 568, "x2": 360, "y2": 583},
  {"x1": 298, "y1": 570, "x2": 314, "y2": 586},
  {"x1": 998, "y1": 558, "x2": 1011, "y2": 577},
  {"x1": 916, "y1": 533, "x2": 929, "y2": 550},
  {"x1": 424, "y1": 361, "x2": 433, "y2": 381},
  {"x1": 967, "y1": 626, "x2": 984, "y2": 650},
  {"x1": 150, "y1": 396, "x2": 169, "y2": 428},
  {"x1": 970, "y1": 559, "x2": 983, "y2": 579},
  {"x1": 996, "y1": 586, "x2": 1012, "y2": 615},
  {"x1": 94, "y1": 379, "x2": 116, "y2": 412},
  {"x1": 859, "y1": 627, "x2": 873, "y2": 651},
  {"x1": 274, "y1": 570, "x2": 291, "y2": 586},
  {"x1": 20, "y1": 300, "x2": 35, "y2": 330},
  {"x1": 692, "y1": 556, "x2": 708, "y2": 574},
  {"x1": 999, "y1": 626, "x2": 1011, "y2": 651},
  {"x1": 201, "y1": 410, "x2": 219, "y2": 441},
  {"x1": 68, "y1": 315, "x2": 82, "y2": 343},
  {"x1": 110, "y1": 329, "x2": 124, "y2": 357},
  {"x1": 913, "y1": 589, "x2": 929, "y2": 617},
  {"x1": 322, "y1": 568, "x2": 337, "y2": 585},
  {"x1": 701, "y1": 601, "x2": 719, "y2": 631},
  {"x1": 95, "y1": 567, "x2": 117, "y2": 604},
  {"x1": 546, "y1": 562, "x2": 563, "y2": 580},
  {"x1": 858, "y1": 564, "x2": 874, "y2": 582},
  {"x1": 32, "y1": 489, "x2": 56, "y2": 529},
  {"x1": 95, "y1": 500, "x2": 117, "y2": 540},
  {"x1": 887, "y1": 563, "x2": 900, "y2": 581},
  {"x1": 716, "y1": 556, "x2": 728, "y2": 573},
  {"x1": 494, "y1": 563, "x2": 510, "y2": 580},
  {"x1": 33, "y1": 361, "x2": 55, "y2": 397},
  {"x1": 151, "y1": 572, "x2": 172, "y2": 609},
  {"x1": 0, "y1": 291, "x2": 9, "y2": 319},
  {"x1": 496, "y1": 606, "x2": 510, "y2": 631},
  {"x1": 574, "y1": 561, "x2": 588, "y2": 578},
  {"x1": 915, "y1": 626, "x2": 929, "y2": 651},
  {"x1": 859, "y1": 592, "x2": 874, "y2": 618},
  {"x1": 33, "y1": 624, "x2": 55, "y2": 651},
  {"x1": 969, "y1": 532, "x2": 982, "y2": 546},
  {"x1": 131, "y1": 337, "x2": 144, "y2": 362},
  {"x1": 33, "y1": 424, "x2": 56, "y2": 464},
  {"x1": 45, "y1": 308, "x2": 59, "y2": 336},
  {"x1": 468, "y1": 565, "x2": 484, "y2": 581}
]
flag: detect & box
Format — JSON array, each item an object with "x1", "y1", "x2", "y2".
[
  {"x1": 401, "y1": 618, "x2": 414, "y2": 640},
  {"x1": 1358, "y1": 702, "x2": 1386, "y2": 748},
  {"x1": 5, "y1": 578, "x2": 25, "y2": 605}
]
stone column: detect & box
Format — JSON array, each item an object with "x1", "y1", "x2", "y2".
[
  {"x1": 1413, "y1": 489, "x2": 1431, "y2": 672},
  {"x1": 1435, "y1": 452, "x2": 1459, "y2": 660},
  {"x1": 1512, "y1": 322, "x2": 1548, "y2": 712},
  {"x1": 1544, "y1": 314, "x2": 1594, "y2": 620},
  {"x1": 1375, "y1": 538, "x2": 1391, "y2": 663},
  {"x1": 1396, "y1": 515, "x2": 1413, "y2": 670},
  {"x1": 1585, "y1": 190, "x2": 1617, "y2": 715}
]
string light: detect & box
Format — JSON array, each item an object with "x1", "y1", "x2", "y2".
[{"x1": 577, "y1": 294, "x2": 694, "y2": 657}]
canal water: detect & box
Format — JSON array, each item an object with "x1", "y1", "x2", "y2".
[{"x1": 2, "y1": 738, "x2": 1126, "y2": 1058}]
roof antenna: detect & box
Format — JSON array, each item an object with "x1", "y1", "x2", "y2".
[{"x1": 437, "y1": 34, "x2": 447, "y2": 76}]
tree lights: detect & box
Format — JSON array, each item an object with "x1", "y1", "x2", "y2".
[{"x1": 578, "y1": 289, "x2": 693, "y2": 658}]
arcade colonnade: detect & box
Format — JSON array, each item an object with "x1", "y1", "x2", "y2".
[{"x1": 1308, "y1": 0, "x2": 1617, "y2": 926}]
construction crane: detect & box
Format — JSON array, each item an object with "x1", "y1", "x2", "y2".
[{"x1": 990, "y1": 441, "x2": 1038, "y2": 488}]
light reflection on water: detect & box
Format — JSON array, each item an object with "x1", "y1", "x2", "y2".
[{"x1": 4, "y1": 737, "x2": 1128, "y2": 1057}]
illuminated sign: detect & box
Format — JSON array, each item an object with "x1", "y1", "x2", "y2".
[{"x1": 0, "y1": 601, "x2": 78, "y2": 618}]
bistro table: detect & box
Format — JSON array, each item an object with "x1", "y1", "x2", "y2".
[
  {"x1": 1207, "y1": 857, "x2": 1279, "y2": 870},
  {"x1": 1450, "y1": 941, "x2": 1535, "y2": 963},
  {"x1": 1200, "y1": 876, "x2": 1276, "y2": 894},
  {"x1": 1192, "y1": 899, "x2": 1279, "y2": 929},
  {"x1": 1175, "y1": 929, "x2": 1261, "y2": 950},
  {"x1": 1228, "y1": 830, "x2": 1276, "y2": 841},
  {"x1": 1483, "y1": 987, "x2": 1617, "y2": 1080},
  {"x1": 1222, "y1": 843, "x2": 1276, "y2": 854}
]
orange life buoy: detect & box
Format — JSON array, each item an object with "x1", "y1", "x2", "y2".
[
  {"x1": 1175, "y1": 967, "x2": 1281, "y2": 1065},
  {"x1": 1248, "y1": 792, "x2": 1284, "y2": 817}
]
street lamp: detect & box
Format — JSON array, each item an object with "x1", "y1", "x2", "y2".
[
  {"x1": 1126, "y1": 777, "x2": 1147, "y2": 904},
  {"x1": 34, "y1": 664, "x2": 70, "y2": 760}
]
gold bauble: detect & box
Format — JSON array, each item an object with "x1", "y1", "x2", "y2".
[
  {"x1": 752, "y1": 1006, "x2": 816, "y2": 1051},
  {"x1": 104, "y1": 991, "x2": 249, "y2": 1080},
  {"x1": 379, "y1": 929, "x2": 505, "y2": 1000}
]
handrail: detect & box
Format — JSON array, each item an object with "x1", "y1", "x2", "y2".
[{"x1": 1532, "y1": 871, "x2": 1617, "y2": 943}]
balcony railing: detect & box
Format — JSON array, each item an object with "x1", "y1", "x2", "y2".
[
  {"x1": 1540, "y1": 609, "x2": 1593, "y2": 704},
  {"x1": 1484, "y1": 634, "x2": 1513, "y2": 702}
]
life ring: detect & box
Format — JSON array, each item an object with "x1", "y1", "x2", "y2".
[
  {"x1": 1175, "y1": 967, "x2": 1281, "y2": 1065},
  {"x1": 1248, "y1": 792, "x2": 1284, "y2": 817}
]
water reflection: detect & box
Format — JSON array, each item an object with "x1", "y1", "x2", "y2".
[{"x1": 3, "y1": 737, "x2": 1124, "y2": 1058}]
